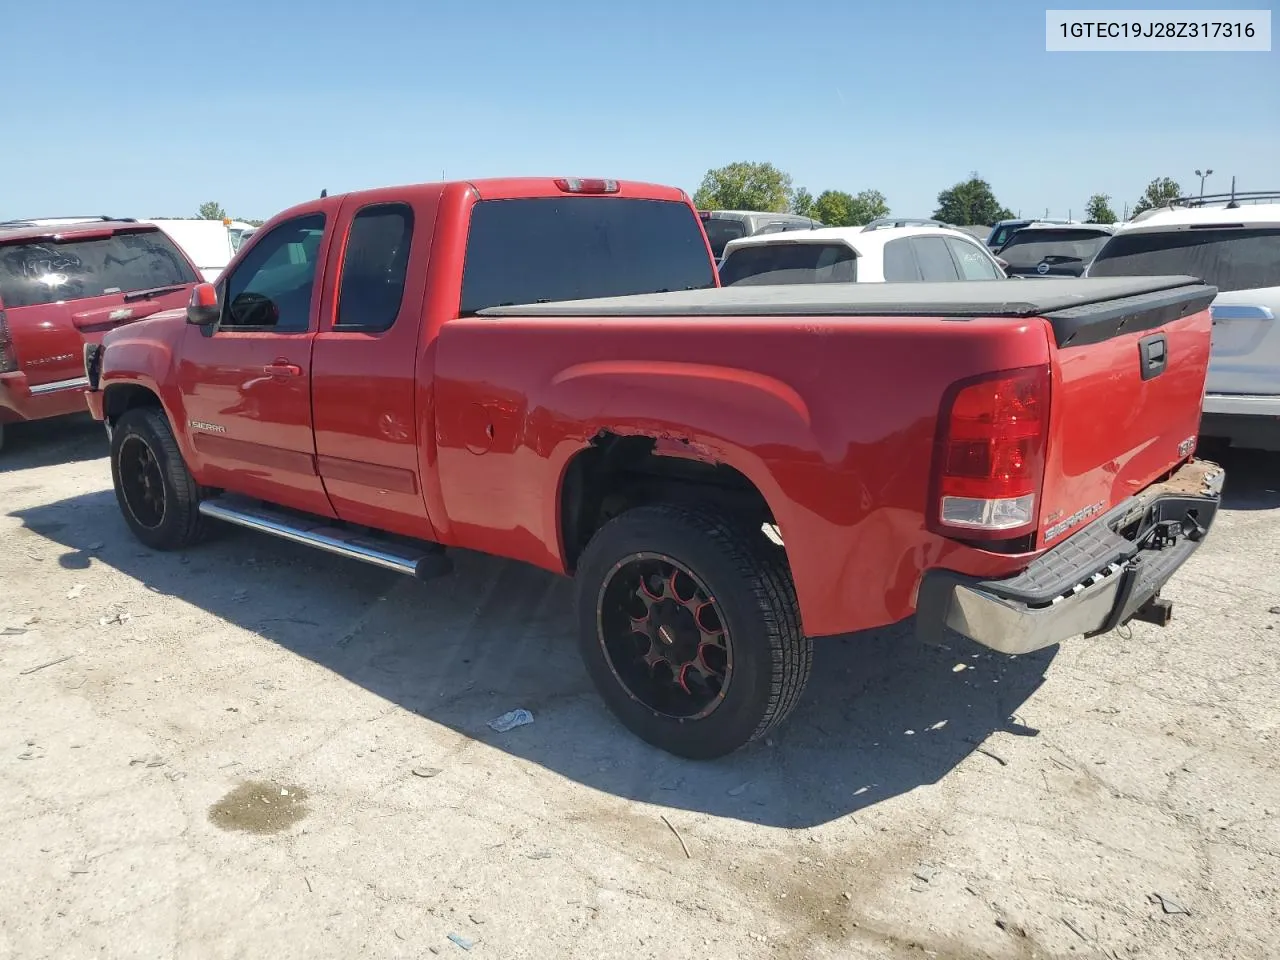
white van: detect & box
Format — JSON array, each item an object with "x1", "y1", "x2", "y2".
[{"x1": 142, "y1": 219, "x2": 237, "y2": 283}]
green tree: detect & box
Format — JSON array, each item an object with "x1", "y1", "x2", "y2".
[
  {"x1": 932, "y1": 173, "x2": 1013, "y2": 225},
  {"x1": 812, "y1": 190, "x2": 855, "y2": 225},
  {"x1": 1085, "y1": 193, "x2": 1118, "y2": 223},
  {"x1": 692, "y1": 162, "x2": 793, "y2": 213},
  {"x1": 846, "y1": 189, "x2": 889, "y2": 225},
  {"x1": 791, "y1": 188, "x2": 815, "y2": 218},
  {"x1": 1132, "y1": 177, "x2": 1182, "y2": 215},
  {"x1": 198, "y1": 201, "x2": 228, "y2": 220}
]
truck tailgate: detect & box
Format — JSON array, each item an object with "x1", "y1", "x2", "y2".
[{"x1": 1037, "y1": 283, "x2": 1216, "y2": 548}]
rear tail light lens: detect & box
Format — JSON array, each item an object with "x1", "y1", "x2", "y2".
[
  {"x1": 932, "y1": 365, "x2": 1050, "y2": 535},
  {"x1": 554, "y1": 178, "x2": 619, "y2": 194},
  {"x1": 0, "y1": 310, "x2": 16, "y2": 373}
]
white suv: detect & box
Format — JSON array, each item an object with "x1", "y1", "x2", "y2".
[
  {"x1": 718, "y1": 223, "x2": 1008, "y2": 286},
  {"x1": 1088, "y1": 196, "x2": 1280, "y2": 451}
]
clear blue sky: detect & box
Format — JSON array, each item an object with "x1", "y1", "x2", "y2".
[{"x1": 3, "y1": 0, "x2": 1276, "y2": 222}]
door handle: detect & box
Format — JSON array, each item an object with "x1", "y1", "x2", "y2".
[{"x1": 264, "y1": 360, "x2": 303, "y2": 377}]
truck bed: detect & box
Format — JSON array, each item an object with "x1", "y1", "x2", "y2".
[{"x1": 479, "y1": 276, "x2": 1206, "y2": 317}]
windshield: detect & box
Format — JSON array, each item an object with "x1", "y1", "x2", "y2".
[
  {"x1": 719, "y1": 242, "x2": 857, "y2": 286},
  {"x1": 460, "y1": 198, "x2": 716, "y2": 314},
  {"x1": 701, "y1": 218, "x2": 747, "y2": 258},
  {"x1": 989, "y1": 223, "x2": 1026, "y2": 248},
  {"x1": 0, "y1": 229, "x2": 197, "y2": 308},
  {"x1": 1088, "y1": 227, "x2": 1280, "y2": 293},
  {"x1": 997, "y1": 229, "x2": 1111, "y2": 268}
]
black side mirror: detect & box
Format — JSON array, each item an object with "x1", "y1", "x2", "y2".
[{"x1": 186, "y1": 283, "x2": 220, "y2": 326}]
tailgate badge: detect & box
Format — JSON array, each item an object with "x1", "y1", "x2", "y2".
[
  {"x1": 1044, "y1": 499, "x2": 1106, "y2": 543},
  {"x1": 1177, "y1": 435, "x2": 1196, "y2": 458}
]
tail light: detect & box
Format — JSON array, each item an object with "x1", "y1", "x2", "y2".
[
  {"x1": 0, "y1": 310, "x2": 16, "y2": 373},
  {"x1": 554, "y1": 178, "x2": 619, "y2": 194},
  {"x1": 931, "y1": 365, "x2": 1050, "y2": 537}
]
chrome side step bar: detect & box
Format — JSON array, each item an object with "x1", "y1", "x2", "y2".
[{"x1": 197, "y1": 496, "x2": 452, "y2": 580}]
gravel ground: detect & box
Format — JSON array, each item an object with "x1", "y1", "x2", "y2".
[{"x1": 2, "y1": 415, "x2": 1278, "y2": 960}]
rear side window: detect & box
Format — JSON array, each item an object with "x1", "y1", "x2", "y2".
[
  {"x1": 882, "y1": 238, "x2": 920, "y2": 281},
  {"x1": 0, "y1": 229, "x2": 197, "y2": 308},
  {"x1": 912, "y1": 237, "x2": 960, "y2": 281},
  {"x1": 336, "y1": 204, "x2": 414, "y2": 331},
  {"x1": 460, "y1": 198, "x2": 716, "y2": 314},
  {"x1": 1089, "y1": 227, "x2": 1280, "y2": 293},
  {"x1": 719, "y1": 243, "x2": 856, "y2": 286},
  {"x1": 999, "y1": 229, "x2": 1111, "y2": 269},
  {"x1": 989, "y1": 224, "x2": 1023, "y2": 248},
  {"x1": 701, "y1": 218, "x2": 747, "y2": 258},
  {"x1": 946, "y1": 238, "x2": 1002, "y2": 279}
]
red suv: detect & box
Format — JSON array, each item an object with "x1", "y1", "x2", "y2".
[{"x1": 0, "y1": 217, "x2": 200, "y2": 452}]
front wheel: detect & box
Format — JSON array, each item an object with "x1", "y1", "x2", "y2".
[
  {"x1": 574, "y1": 505, "x2": 812, "y2": 759},
  {"x1": 110, "y1": 407, "x2": 208, "y2": 550}
]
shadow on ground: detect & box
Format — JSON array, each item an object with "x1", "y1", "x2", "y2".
[
  {"x1": 0, "y1": 415, "x2": 107, "y2": 473},
  {"x1": 13, "y1": 483, "x2": 1053, "y2": 828},
  {"x1": 1212, "y1": 445, "x2": 1280, "y2": 511}
]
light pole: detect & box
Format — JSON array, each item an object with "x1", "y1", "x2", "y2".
[{"x1": 1195, "y1": 168, "x2": 1213, "y2": 198}]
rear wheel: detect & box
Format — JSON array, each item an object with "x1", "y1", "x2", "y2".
[
  {"x1": 574, "y1": 504, "x2": 812, "y2": 759},
  {"x1": 110, "y1": 407, "x2": 208, "y2": 550}
]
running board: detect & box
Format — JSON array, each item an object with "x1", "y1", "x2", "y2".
[{"x1": 197, "y1": 496, "x2": 452, "y2": 580}]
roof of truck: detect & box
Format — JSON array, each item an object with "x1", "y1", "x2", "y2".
[{"x1": 479, "y1": 275, "x2": 1210, "y2": 319}]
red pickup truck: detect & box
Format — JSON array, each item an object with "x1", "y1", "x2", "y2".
[{"x1": 83, "y1": 176, "x2": 1224, "y2": 759}]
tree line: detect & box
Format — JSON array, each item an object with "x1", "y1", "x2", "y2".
[{"x1": 692, "y1": 162, "x2": 1186, "y2": 226}]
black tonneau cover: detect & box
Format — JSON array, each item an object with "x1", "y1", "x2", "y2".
[{"x1": 478, "y1": 276, "x2": 1216, "y2": 349}]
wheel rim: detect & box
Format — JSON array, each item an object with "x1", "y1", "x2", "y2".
[
  {"x1": 596, "y1": 552, "x2": 733, "y2": 720},
  {"x1": 118, "y1": 435, "x2": 166, "y2": 529}
]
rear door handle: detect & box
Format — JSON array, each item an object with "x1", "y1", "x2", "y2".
[
  {"x1": 264, "y1": 360, "x2": 303, "y2": 377},
  {"x1": 1138, "y1": 334, "x2": 1167, "y2": 381}
]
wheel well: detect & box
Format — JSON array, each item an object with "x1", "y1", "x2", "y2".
[
  {"x1": 103, "y1": 384, "x2": 162, "y2": 423},
  {"x1": 560, "y1": 433, "x2": 780, "y2": 572}
]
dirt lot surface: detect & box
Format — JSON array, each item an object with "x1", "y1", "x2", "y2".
[{"x1": 3, "y1": 417, "x2": 1279, "y2": 960}]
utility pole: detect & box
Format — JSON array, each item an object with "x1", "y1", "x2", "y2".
[{"x1": 1196, "y1": 168, "x2": 1213, "y2": 198}]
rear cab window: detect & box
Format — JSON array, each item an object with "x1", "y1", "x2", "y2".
[
  {"x1": 0, "y1": 228, "x2": 198, "y2": 308},
  {"x1": 460, "y1": 198, "x2": 716, "y2": 314},
  {"x1": 719, "y1": 242, "x2": 856, "y2": 286},
  {"x1": 999, "y1": 228, "x2": 1112, "y2": 271},
  {"x1": 1089, "y1": 227, "x2": 1280, "y2": 292}
]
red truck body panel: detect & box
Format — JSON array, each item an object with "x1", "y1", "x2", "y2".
[{"x1": 86, "y1": 177, "x2": 1215, "y2": 642}]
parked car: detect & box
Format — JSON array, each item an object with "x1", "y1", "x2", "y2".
[
  {"x1": 85, "y1": 176, "x2": 1222, "y2": 759},
  {"x1": 1087, "y1": 193, "x2": 1280, "y2": 450},
  {"x1": 718, "y1": 224, "x2": 1009, "y2": 285},
  {"x1": 995, "y1": 223, "x2": 1116, "y2": 278},
  {"x1": 698, "y1": 210, "x2": 823, "y2": 260},
  {"x1": 227, "y1": 221, "x2": 258, "y2": 252},
  {"x1": 0, "y1": 217, "x2": 200, "y2": 452},
  {"x1": 143, "y1": 219, "x2": 238, "y2": 283},
  {"x1": 985, "y1": 217, "x2": 1076, "y2": 250}
]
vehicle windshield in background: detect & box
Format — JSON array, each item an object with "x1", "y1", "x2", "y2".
[
  {"x1": 997, "y1": 229, "x2": 1111, "y2": 270},
  {"x1": 1088, "y1": 227, "x2": 1280, "y2": 293},
  {"x1": 719, "y1": 243, "x2": 857, "y2": 286},
  {"x1": 0, "y1": 230, "x2": 197, "y2": 308},
  {"x1": 460, "y1": 198, "x2": 716, "y2": 313},
  {"x1": 701, "y1": 218, "x2": 747, "y2": 258},
  {"x1": 987, "y1": 223, "x2": 1026, "y2": 248}
]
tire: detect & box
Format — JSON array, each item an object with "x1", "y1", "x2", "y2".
[
  {"x1": 110, "y1": 407, "x2": 208, "y2": 550},
  {"x1": 574, "y1": 504, "x2": 812, "y2": 760}
]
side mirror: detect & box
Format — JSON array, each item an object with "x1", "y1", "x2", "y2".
[{"x1": 186, "y1": 283, "x2": 220, "y2": 326}]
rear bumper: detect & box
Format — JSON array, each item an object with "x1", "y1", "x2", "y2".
[
  {"x1": 1202, "y1": 393, "x2": 1280, "y2": 417},
  {"x1": 916, "y1": 458, "x2": 1224, "y2": 655},
  {"x1": 0, "y1": 371, "x2": 93, "y2": 424}
]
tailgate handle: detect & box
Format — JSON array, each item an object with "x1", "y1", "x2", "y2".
[{"x1": 1138, "y1": 334, "x2": 1167, "y2": 381}]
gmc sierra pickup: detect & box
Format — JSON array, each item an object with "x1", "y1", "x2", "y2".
[{"x1": 84, "y1": 176, "x2": 1224, "y2": 759}]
